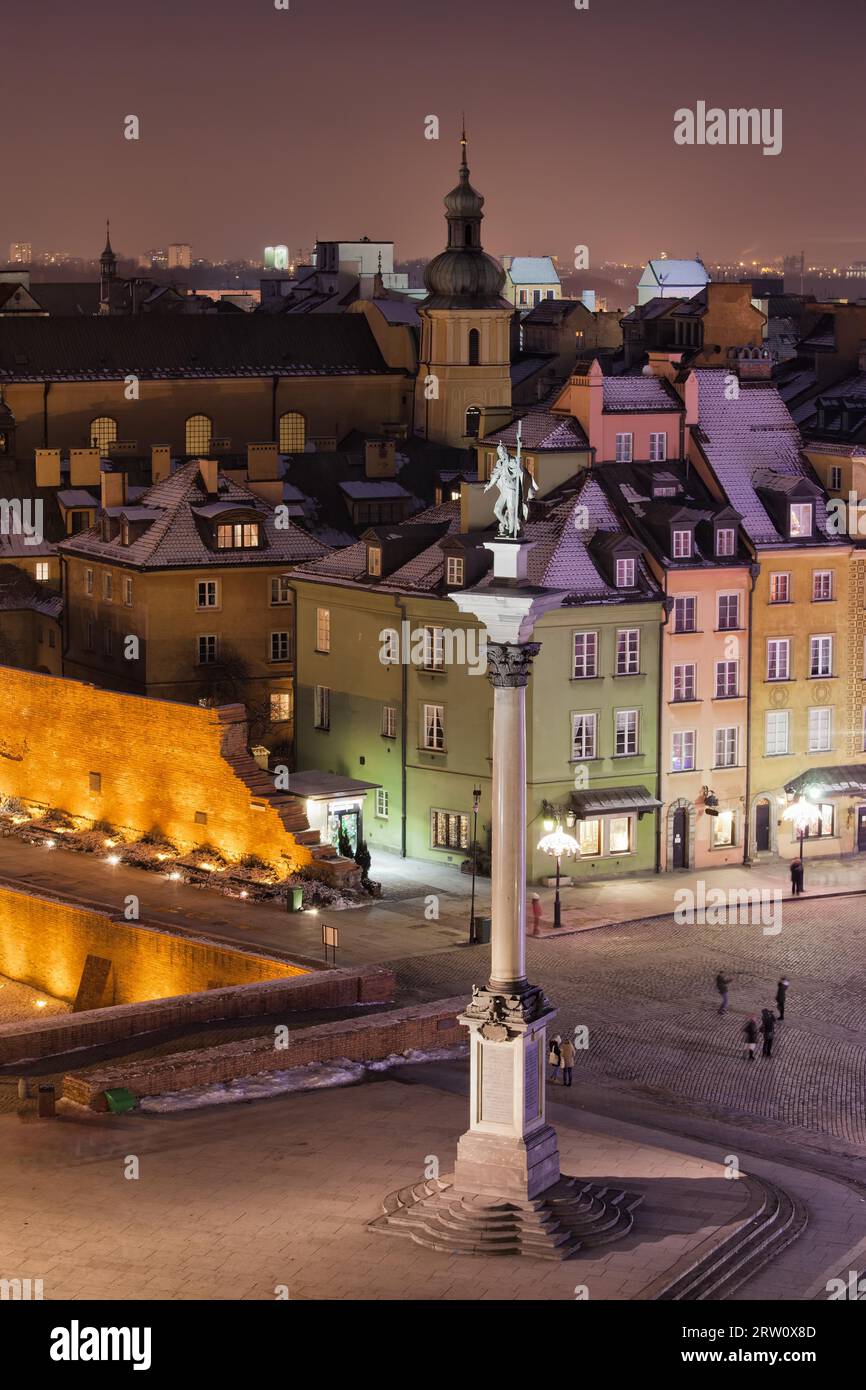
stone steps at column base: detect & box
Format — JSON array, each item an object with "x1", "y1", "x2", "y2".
[
  {"x1": 369, "y1": 1176, "x2": 642, "y2": 1261},
  {"x1": 641, "y1": 1174, "x2": 808, "y2": 1301}
]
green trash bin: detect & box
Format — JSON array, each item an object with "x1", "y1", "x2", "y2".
[
  {"x1": 287, "y1": 887, "x2": 304, "y2": 913},
  {"x1": 104, "y1": 1088, "x2": 137, "y2": 1115}
]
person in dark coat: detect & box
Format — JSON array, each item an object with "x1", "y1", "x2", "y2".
[
  {"x1": 760, "y1": 1008, "x2": 776, "y2": 1058},
  {"x1": 790, "y1": 859, "x2": 804, "y2": 895},
  {"x1": 715, "y1": 972, "x2": 732, "y2": 1015},
  {"x1": 775, "y1": 977, "x2": 790, "y2": 1020},
  {"x1": 743, "y1": 1016, "x2": 759, "y2": 1061}
]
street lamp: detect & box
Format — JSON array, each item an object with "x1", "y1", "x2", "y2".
[
  {"x1": 537, "y1": 825, "x2": 579, "y2": 929},
  {"x1": 469, "y1": 785, "x2": 482, "y2": 944},
  {"x1": 783, "y1": 794, "x2": 812, "y2": 862}
]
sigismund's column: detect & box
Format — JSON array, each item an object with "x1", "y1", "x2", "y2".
[{"x1": 449, "y1": 540, "x2": 566, "y2": 1199}]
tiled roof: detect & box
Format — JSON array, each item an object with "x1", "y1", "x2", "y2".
[
  {"x1": 293, "y1": 502, "x2": 460, "y2": 589},
  {"x1": 57, "y1": 458, "x2": 326, "y2": 570},
  {"x1": 691, "y1": 371, "x2": 829, "y2": 546},
  {"x1": 0, "y1": 564, "x2": 62, "y2": 618},
  {"x1": 481, "y1": 406, "x2": 588, "y2": 451},
  {"x1": 602, "y1": 377, "x2": 681, "y2": 412},
  {"x1": 0, "y1": 314, "x2": 393, "y2": 381}
]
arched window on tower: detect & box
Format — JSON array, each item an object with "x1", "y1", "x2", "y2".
[
  {"x1": 465, "y1": 406, "x2": 481, "y2": 439},
  {"x1": 185, "y1": 414, "x2": 213, "y2": 455},
  {"x1": 468, "y1": 329, "x2": 480, "y2": 366},
  {"x1": 279, "y1": 412, "x2": 306, "y2": 452},
  {"x1": 90, "y1": 416, "x2": 118, "y2": 453}
]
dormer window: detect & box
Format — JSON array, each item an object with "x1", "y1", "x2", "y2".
[
  {"x1": 216, "y1": 520, "x2": 260, "y2": 549},
  {"x1": 672, "y1": 529, "x2": 693, "y2": 559},
  {"x1": 715, "y1": 527, "x2": 736, "y2": 557},
  {"x1": 367, "y1": 545, "x2": 382, "y2": 577},
  {"x1": 121, "y1": 520, "x2": 130, "y2": 546},
  {"x1": 615, "y1": 556, "x2": 636, "y2": 588},
  {"x1": 789, "y1": 503, "x2": 813, "y2": 539},
  {"x1": 446, "y1": 555, "x2": 464, "y2": 586}
]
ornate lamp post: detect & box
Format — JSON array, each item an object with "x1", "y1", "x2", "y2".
[
  {"x1": 537, "y1": 825, "x2": 579, "y2": 929},
  {"x1": 783, "y1": 794, "x2": 812, "y2": 862},
  {"x1": 469, "y1": 784, "x2": 482, "y2": 944}
]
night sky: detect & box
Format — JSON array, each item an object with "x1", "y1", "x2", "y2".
[{"x1": 3, "y1": 0, "x2": 864, "y2": 265}]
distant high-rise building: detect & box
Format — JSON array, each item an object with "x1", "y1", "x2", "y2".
[
  {"x1": 168, "y1": 243, "x2": 192, "y2": 270},
  {"x1": 9, "y1": 242, "x2": 32, "y2": 265}
]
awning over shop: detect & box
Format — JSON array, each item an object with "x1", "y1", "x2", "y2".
[
  {"x1": 285, "y1": 771, "x2": 381, "y2": 801},
  {"x1": 784, "y1": 766, "x2": 866, "y2": 799},
  {"x1": 568, "y1": 785, "x2": 662, "y2": 818}
]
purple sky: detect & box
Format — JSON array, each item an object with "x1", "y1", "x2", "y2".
[{"x1": 3, "y1": 0, "x2": 864, "y2": 266}]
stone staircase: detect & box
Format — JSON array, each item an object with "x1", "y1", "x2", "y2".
[
  {"x1": 640, "y1": 1173, "x2": 808, "y2": 1301},
  {"x1": 370, "y1": 1175, "x2": 643, "y2": 1260}
]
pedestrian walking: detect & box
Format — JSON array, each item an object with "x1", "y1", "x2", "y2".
[
  {"x1": 547, "y1": 1034, "x2": 561, "y2": 1084},
  {"x1": 760, "y1": 1007, "x2": 776, "y2": 1058},
  {"x1": 715, "y1": 971, "x2": 732, "y2": 1015},
  {"x1": 530, "y1": 893, "x2": 543, "y2": 937},
  {"x1": 560, "y1": 1036, "x2": 576, "y2": 1087},
  {"x1": 743, "y1": 1016, "x2": 758, "y2": 1062},
  {"x1": 775, "y1": 976, "x2": 790, "y2": 1020},
  {"x1": 790, "y1": 859, "x2": 804, "y2": 896}
]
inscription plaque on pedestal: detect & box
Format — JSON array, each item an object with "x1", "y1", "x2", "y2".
[
  {"x1": 524, "y1": 1039, "x2": 539, "y2": 1123},
  {"x1": 480, "y1": 1043, "x2": 513, "y2": 1125}
]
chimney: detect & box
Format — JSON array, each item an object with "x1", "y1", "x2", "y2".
[
  {"x1": 69, "y1": 448, "x2": 101, "y2": 487},
  {"x1": 100, "y1": 465, "x2": 127, "y2": 511},
  {"x1": 645, "y1": 351, "x2": 684, "y2": 380},
  {"x1": 459, "y1": 480, "x2": 497, "y2": 533},
  {"x1": 35, "y1": 448, "x2": 61, "y2": 489},
  {"x1": 736, "y1": 348, "x2": 773, "y2": 381},
  {"x1": 197, "y1": 457, "x2": 219, "y2": 495},
  {"x1": 151, "y1": 445, "x2": 171, "y2": 484},
  {"x1": 364, "y1": 438, "x2": 396, "y2": 478},
  {"x1": 247, "y1": 441, "x2": 279, "y2": 481}
]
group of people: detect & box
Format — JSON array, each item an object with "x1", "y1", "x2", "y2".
[
  {"x1": 715, "y1": 972, "x2": 790, "y2": 1060},
  {"x1": 547, "y1": 1032, "x2": 578, "y2": 1086}
]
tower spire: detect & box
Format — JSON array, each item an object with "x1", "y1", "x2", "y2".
[{"x1": 460, "y1": 115, "x2": 469, "y2": 179}]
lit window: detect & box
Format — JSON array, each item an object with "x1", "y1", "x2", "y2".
[
  {"x1": 608, "y1": 816, "x2": 631, "y2": 854},
  {"x1": 615, "y1": 556, "x2": 636, "y2": 588},
  {"x1": 616, "y1": 628, "x2": 640, "y2": 675},
  {"x1": 671, "y1": 730, "x2": 695, "y2": 772},
  {"x1": 615, "y1": 432, "x2": 633, "y2": 463},
  {"x1": 809, "y1": 635, "x2": 832, "y2": 677},
  {"x1": 185, "y1": 415, "x2": 212, "y2": 454},
  {"x1": 90, "y1": 417, "x2": 117, "y2": 452},
  {"x1": 649, "y1": 432, "x2": 667, "y2": 462},
  {"x1": 431, "y1": 810, "x2": 468, "y2": 850},
  {"x1": 572, "y1": 631, "x2": 597, "y2": 679},
  {"x1": 812, "y1": 570, "x2": 833, "y2": 602},
  {"x1": 197, "y1": 635, "x2": 218, "y2": 664},
  {"x1": 270, "y1": 691, "x2": 293, "y2": 722},
  {"x1": 715, "y1": 660, "x2": 738, "y2": 698},
  {"x1": 715, "y1": 527, "x2": 736, "y2": 557},
  {"x1": 271, "y1": 576, "x2": 291, "y2": 605},
  {"x1": 196, "y1": 580, "x2": 218, "y2": 609},
  {"x1": 278, "y1": 412, "x2": 306, "y2": 452},
  {"x1": 803, "y1": 803, "x2": 834, "y2": 838},
  {"x1": 767, "y1": 638, "x2": 790, "y2": 681},
  {"x1": 672, "y1": 663, "x2": 696, "y2": 701},
  {"x1": 375, "y1": 788, "x2": 390, "y2": 819},
  {"x1": 367, "y1": 546, "x2": 382, "y2": 577},
  {"x1": 316, "y1": 608, "x2": 330, "y2": 653},
  {"x1": 216, "y1": 521, "x2": 260, "y2": 549},
  {"x1": 382, "y1": 706, "x2": 397, "y2": 739},
  {"x1": 571, "y1": 712, "x2": 597, "y2": 761},
  {"x1": 789, "y1": 502, "x2": 813, "y2": 538},
  {"x1": 765, "y1": 710, "x2": 789, "y2": 755},
  {"x1": 314, "y1": 685, "x2": 330, "y2": 730},
  {"x1": 35, "y1": 562, "x2": 50, "y2": 582},
  {"x1": 713, "y1": 810, "x2": 735, "y2": 847},
  {"x1": 270, "y1": 631, "x2": 291, "y2": 662},
  {"x1": 714, "y1": 727, "x2": 738, "y2": 767},
  {"x1": 672, "y1": 529, "x2": 692, "y2": 559},
  {"x1": 422, "y1": 626, "x2": 445, "y2": 671},
  {"x1": 577, "y1": 818, "x2": 601, "y2": 855},
  {"x1": 769, "y1": 573, "x2": 790, "y2": 603},
  {"x1": 615, "y1": 708, "x2": 638, "y2": 756},
  {"x1": 446, "y1": 555, "x2": 465, "y2": 586},
  {"x1": 423, "y1": 703, "x2": 445, "y2": 751},
  {"x1": 673, "y1": 596, "x2": 696, "y2": 632},
  {"x1": 717, "y1": 592, "x2": 740, "y2": 630},
  {"x1": 808, "y1": 706, "x2": 831, "y2": 752}
]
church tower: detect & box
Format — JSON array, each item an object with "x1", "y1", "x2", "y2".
[
  {"x1": 99, "y1": 220, "x2": 117, "y2": 315},
  {"x1": 415, "y1": 129, "x2": 513, "y2": 448}
]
